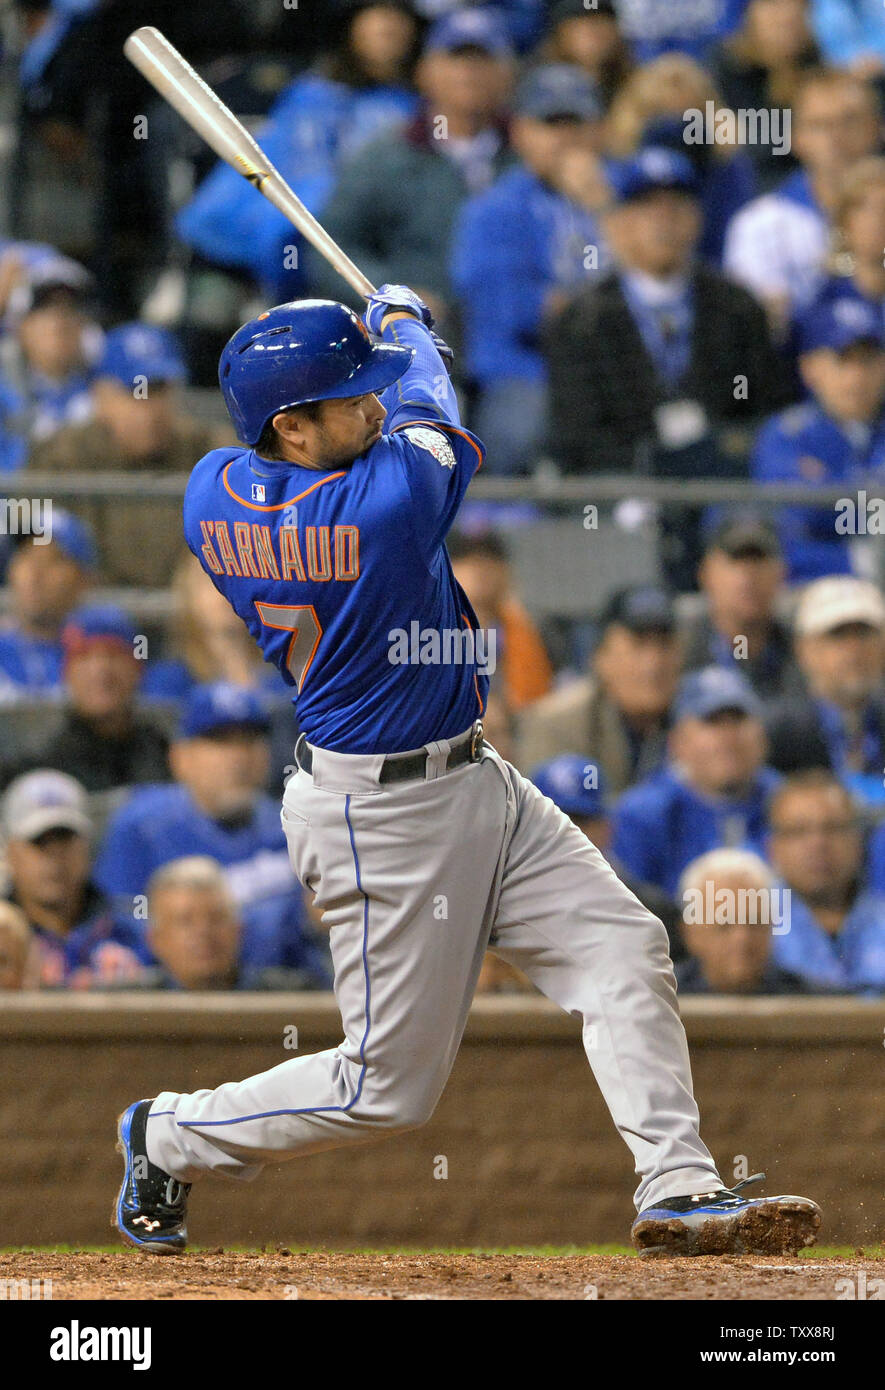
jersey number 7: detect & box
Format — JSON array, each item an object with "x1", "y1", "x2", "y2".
[{"x1": 255, "y1": 602, "x2": 322, "y2": 691}]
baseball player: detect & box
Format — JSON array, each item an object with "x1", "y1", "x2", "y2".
[{"x1": 114, "y1": 287, "x2": 820, "y2": 1258}]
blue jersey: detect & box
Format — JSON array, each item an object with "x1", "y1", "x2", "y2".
[{"x1": 183, "y1": 318, "x2": 488, "y2": 754}]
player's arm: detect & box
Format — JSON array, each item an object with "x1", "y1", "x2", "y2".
[{"x1": 364, "y1": 284, "x2": 461, "y2": 430}]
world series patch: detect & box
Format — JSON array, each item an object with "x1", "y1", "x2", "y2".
[{"x1": 402, "y1": 426, "x2": 456, "y2": 470}]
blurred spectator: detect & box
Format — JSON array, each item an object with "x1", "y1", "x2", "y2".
[
  {"x1": 12, "y1": 3, "x2": 251, "y2": 315},
  {"x1": 723, "y1": 68, "x2": 882, "y2": 337},
  {"x1": 541, "y1": 0, "x2": 633, "y2": 110},
  {"x1": 0, "y1": 901, "x2": 32, "y2": 990},
  {"x1": 448, "y1": 531, "x2": 552, "y2": 710},
  {"x1": 709, "y1": 0, "x2": 820, "y2": 191},
  {"x1": 0, "y1": 769, "x2": 149, "y2": 988},
  {"x1": 676, "y1": 848, "x2": 808, "y2": 993},
  {"x1": 1, "y1": 605, "x2": 170, "y2": 793},
  {"x1": 751, "y1": 294, "x2": 885, "y2": 581},
  {"x1": 611, "y1": 667, "x2": 778, "y2": 897},
  {"x1": 518, "y1": 585, "x2": 680, "y2": 790},
  {"x1": 606, "y1": 53, "x2": 758, "y2": 261},
  {"x1": 93, "y1": 683, "x2": 330, "y2": 984},
  {"x1": 682, "y1": 515, "x2": 805, "y2": 701},
  {"x1": 768, "y1": 770, "x2": 885, "y2": 992},
  {"x1": 548, "y1": 146, "x2": 789, "y2": 476},
  {"x1": 177, "y1": 0, "x2": 423, "y2": 301},
  {"x1": 530, "y1": 752, "x2": 684, "y2": 949},
  {"x1": 0, "y1": 511, "x2": 95, "y2": 706},
  {"x1": 0, "y1": 257, "x2": 99, "y2": 471},
  {"x1": 304, "y1": 8, "x2": 515, "y2": 321},
  {"x1": 808, "y1": 156, "x2": 885, "y2": 326},
  {"x1": 27, "y1": 323, "x2": 232, "y2": 586},
  {"x1": 611, "y1": 0, "x2": 746, "y2": 64},
  {"x1": 141, "y1": 856, "x2": 327, "y2": 990},
  {"x1": 765, "y1": 578, "x2": 885, "y2": 798},
  {"x1": 810, "y1": 0, "x2": 885, "y2": 76},
  {"x1": 452, "y1": 63, "x2": 609, "y2": 472}
]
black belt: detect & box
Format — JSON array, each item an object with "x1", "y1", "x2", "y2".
[{"x1": 297, "y1": 721, "x2": 484, "y2": 784}]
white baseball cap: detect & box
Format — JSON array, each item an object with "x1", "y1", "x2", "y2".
[
  {"x1": 794, "y1": 577, "x2": 885, "y2": 638},
  {"x1": 0, "y1": 770, "x2": 91, "y2": 842}
]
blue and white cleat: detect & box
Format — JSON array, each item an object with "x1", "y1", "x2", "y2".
[
  {"x1": 631, "y1": 1174, "x2": 821, "y2": 1258},
  {"x1": 114, "y1": 1099, "x2": 190, "y2": 1255}
]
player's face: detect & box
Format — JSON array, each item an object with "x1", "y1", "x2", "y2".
[{"x1": 295, "y1": 394, "x2": 387, "y2": 468}]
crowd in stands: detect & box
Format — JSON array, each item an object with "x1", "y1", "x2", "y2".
[{"x1": 1, "y1": 0, "x2": 885, "y2": 997}]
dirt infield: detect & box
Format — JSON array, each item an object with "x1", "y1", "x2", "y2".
[{"x1": 2, "y1": 1250, "x2": 883, "y2": 1300}]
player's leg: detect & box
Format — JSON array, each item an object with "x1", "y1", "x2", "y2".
[
  {"x1": 141, "y1": 753, "x2": 510, "y2": 1185},
  {"x1": 484, "y1": 751, "x2": 724, "y2": 1214}
]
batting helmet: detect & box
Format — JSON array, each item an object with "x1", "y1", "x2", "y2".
[{"x1": 219, "y1": 299, "x2": 414, "y2": 446}]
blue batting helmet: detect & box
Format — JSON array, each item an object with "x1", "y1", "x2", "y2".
[{"x1": 219, "y1": 299, "x2": 414, "y2": 446}]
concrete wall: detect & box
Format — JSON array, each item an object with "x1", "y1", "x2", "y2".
[{"x1": 1, "y1": 995, "x2": 882, "y2": 1248}]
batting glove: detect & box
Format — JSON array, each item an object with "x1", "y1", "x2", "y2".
[{"x1": 364, "y1": 284, "x2": 434, "y2": 336}]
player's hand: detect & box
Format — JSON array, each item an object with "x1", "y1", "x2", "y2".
[{"x1": 365, "y1": 284, "x2": 434, "y2": 336}]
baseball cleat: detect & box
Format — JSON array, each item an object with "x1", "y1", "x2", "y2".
[
  {"x1": 114, "y1": 1099, "x2": 190, "y2": 1254},
  {"x1": 631, "y1": 1173, "x2": 821, "y2": 1258}
]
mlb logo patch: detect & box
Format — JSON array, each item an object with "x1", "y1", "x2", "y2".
[{"x1": 251, "y1": 484, "x2": 266, "y2": 502}]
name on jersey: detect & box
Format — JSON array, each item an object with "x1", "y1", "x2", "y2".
[{"x1": 199, "y1": 520, "x2": 360, "y2": 583}]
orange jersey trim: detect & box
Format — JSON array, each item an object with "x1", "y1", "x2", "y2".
[{"x1": 223, "y1": 462, "x2": 347, "y2": 511}]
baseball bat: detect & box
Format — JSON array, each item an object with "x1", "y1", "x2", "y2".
[{"x1": 123, "y1": 25, "x2": 376, "y2": 301}]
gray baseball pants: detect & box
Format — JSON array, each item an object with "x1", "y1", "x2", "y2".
[{"x1": 146, "y1": 732, "x2": 722, "y2": 1212}]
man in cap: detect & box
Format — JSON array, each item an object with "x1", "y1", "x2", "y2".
[
  {"x1": 518, "y1": 584, "x2": 681, "y2": 791},
  {"x1": 93, "y1": 682, "x2": 331, "y2": 988},
  {"x1": 1, "y1": 603, "x2": 170, "y2": 793},
  {"x1": 548, "y1": 145, "x2": 790, "y2": 475},
  {"x1": 681, "y1": 514, "x2": 804, "y2": 702},
  {"x1": 304, "y1": 9, "x2": 514, "y2": 322},
  {"x1": 0, "y1": 510, "x2": 95, "y2": 704},
  {"x1": 451, "y1": 62, "x2": 609, "y2": 472},
  {"x1": 0, "y1": 769, "x2": 150, "y2": 988},
  {"x1": 751, "y1": 295, "x2": 885, "y2": 582},
  {"x1": 612, "y1": 666, "x2": 778, "y2": 897},
  {"x1": 27, "y1": 323, "x2": 233, "y2": 586},
  {"x1": 765, "y1": 577, "x2": 885, "y2": 800},
  {"x1": 0, "y1": 257, "x2": 99, "y2": 469}
]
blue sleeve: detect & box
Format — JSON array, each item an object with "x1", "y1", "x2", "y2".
[
  {"x1": 93, "y1": 799, "x2": 151, "y2": 899},
  {"x1": 379, "y1": 314, "x2": 463, "y2": 429}
]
